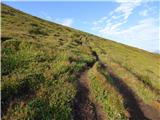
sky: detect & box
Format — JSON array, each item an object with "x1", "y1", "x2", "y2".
[{"x1": 2, "y1": 0, "x2": 160, "y2": 53}]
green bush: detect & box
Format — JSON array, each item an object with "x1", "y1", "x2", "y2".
[
  {"x1": 29, "y1": 24, "x2": 48, "y2": 35},
  {"x1": 1, "y1": 73, "x2": 45, "y2": 111},
  {"x1": 8, "y1": 98, "x2": 53, "y2": 120}
]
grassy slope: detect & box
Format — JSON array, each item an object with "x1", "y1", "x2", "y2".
[{"x1": 1, "y1": 4, "x2": 160, "y2": 120}]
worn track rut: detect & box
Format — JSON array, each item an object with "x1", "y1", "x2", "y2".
[
  {"x1": 73, "y1": 70, "x2": 103, "y2": 120},
  {"x1": 107, "y1": 67, "x2": 148, "y2": 120},
  {"x1": 105, "y1": 64, "x2": 160, "y2": 120},
  {"x1": 73, "y1": 50, "x2": 160, "y2": 120}
]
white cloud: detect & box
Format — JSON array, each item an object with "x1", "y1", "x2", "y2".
[
  {"x1": 93, "y1": 16, "x2": 108, "y2": 25},
  {"x1": 99, "y1": 18, "x2": 159, "y2": 52},
  {"x1": 60, "y1": 18, "x2": 73, "y2": 27},
  {"x1": 115, "y1": 18, "x2": 157, "y2": 40},
  {"x1": 93, "y1": 0, "x2": 142, "y2": 34},
  {"x1": 40, "y1": 12, "x2": 73, "y2": 27},
  {"x1": 55, "y1": 18, "x2": 73, "y2": 27},
  {"x1": 99, "y1": 19, "x2": 127, "y2": 35},
  {"x1": 113, "y1": 0, "x2": 142, "y2": 20},
  {"x1": 91, "y1": 0, "x2": 160, "y2": 52},
  {"x1": 41, "y1": 11, "x2": 53, "y2": 21},
  {"x1": 139, "y1": 9, "x2": 148, "y2": 16}
]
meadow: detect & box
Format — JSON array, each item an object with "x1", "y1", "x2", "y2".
[{"x1": 1, "y1": 4, "x2": 160, "y2": 120}]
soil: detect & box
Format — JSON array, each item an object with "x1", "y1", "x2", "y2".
[
  {"x1": 73, "y1": 50, "x2": 160, "y2": 120},
  {"x1": 140, "y1": 103, "x2": 160, "y2": 120},
  {"x1": 106, "y1": 65, "x2": 160, "y2": 120},
  {"x1": 111, "y1": 58, "x2": 160, "y2": 95},
  {"x1": 73, "y1": 71, "x2": 103, "y2": 120}
]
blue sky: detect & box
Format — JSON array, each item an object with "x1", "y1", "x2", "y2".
[{"x1": 2, "y1": 0, "x2": 160, "y2": 53}]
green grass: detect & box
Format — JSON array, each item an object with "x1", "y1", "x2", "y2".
[
  {"x1": 98, "y1": 54, "x2": 159, "y2": 104},
  {"x1": 88, "y1": 62, "x2": 127, "y2": 120},
  {"x1": 88, "y1": 40, "x2": 160, "y2": 106},
  {"x1": 89, "y1": 40, "x2": 160, "y2": 91},
  {"x1": 1, "y1": 3, "x2": 160, "y2": 120},
  {"x1": 2, "y1": 37, "x2": 96, "y2": 119}
]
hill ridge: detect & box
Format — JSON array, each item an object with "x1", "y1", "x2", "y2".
[{"x1": 1, "y1": 3, "x2": 160, "y2": 120}]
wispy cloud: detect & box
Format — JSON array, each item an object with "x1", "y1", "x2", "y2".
[
  {"x1": 139, "y1": 9, "x2": 148, "y2": 16},
  {"x1": 110, "y1": 18, "x2": 158, "y2": 42},
  {"x1": 58, "y1": 18, "x2": 73, "y2": 27},
  {"x1": 96, "y1": 17, "x2": 158, "y2": 52},
  {"x1": 93, "y1": 0, "x2": 142, "y2": 34},
  {"x1": 91, "y1": 1, "x2": 159, "y2": 52},
  {"x1": 41, "y1": 11, "x2": 53, "y2": 21},
  {"x1": 113, "y1": 0, "x2": 141, "y2": 20},
  {"x1": 40, "y1": 11, "x2": 73, "y2": 27}
]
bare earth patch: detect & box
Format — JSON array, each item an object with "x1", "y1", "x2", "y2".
[{"x1": 73, "y1": 70, "x2": 104, "y2": 120}]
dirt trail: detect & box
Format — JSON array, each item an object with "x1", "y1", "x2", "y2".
[
  {"x1": 140, "y1": 103, "x2": 160, "y2": 120},
  {"x1": 106, "y1": 65, "x2": 160, "y2": 120},
  {"x1": 106, "y1": 55, "x2": 160, "y2": 95},
  {"x1": 73, "y1": 70, "x2": 103, "y2": 120},
  {"x1": 73, "y1": 49, "x2": 160, "y2": 120}
]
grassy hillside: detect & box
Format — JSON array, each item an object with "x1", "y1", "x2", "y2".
[{"x1": 1, "y1": 3, "x2": 160, "y2": 120}]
